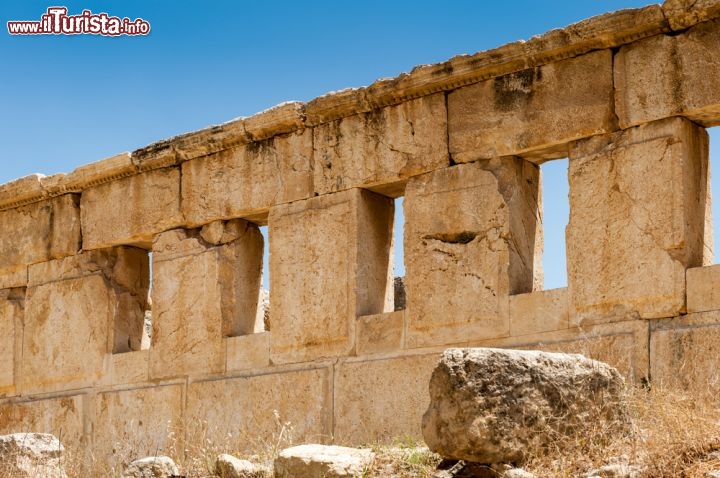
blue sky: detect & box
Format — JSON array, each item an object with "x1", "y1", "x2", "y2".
[{"x1": 4, "y1": 1, "x2": 713, "y2": 291}]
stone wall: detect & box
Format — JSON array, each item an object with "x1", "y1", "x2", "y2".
[{"x1": 2, "y1": 0, "x2": 720, "y2": 466}]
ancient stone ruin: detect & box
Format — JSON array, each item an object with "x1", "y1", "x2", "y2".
[{"x1": 1, "y1": 0, "x2": 720, "y2": 469}]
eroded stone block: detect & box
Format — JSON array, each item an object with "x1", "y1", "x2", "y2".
[
  {"x1": 687, "y1": 265, "x2": 720, "y2": 313},
  {"x1": 182, "y1": 129, "x2": 313, "y2": 227},
  {"x1": 150, "y1": 224, "x2": 263, "y2": 379},
  {"x1": 404, "y1": 159, "x2": 541, "y2": 348},
  {"x1": 0, "y1": 195, "x2": 80, "y2": 288},
  {"x1": 226, "y1": 332, "x2": 270, "y2": 372},
  {"x1": 0, "y1": 396, "x2": 84, "y2": 449},
  {"x1": 449, "y1": 50, "x2": 615, "y2": 162},
  {"x1": 313, "y1": 93, "x2": 449, "y2": 195},
  {"x1": 0, "y1": 289, "x2": 23, "y2": 396},
  {"x1": 356, "y1": 310, "x2": 404, "y2": 356},
  {"x1": 567, "y1": 118, "x2": 709, "y2": 323},
  {"x1": 104, "y1": 350, "x2": 149, "y2": 385},
  {"x1": 510, "y1": 288, "x2": 569, "y2": 337},
  {"x1": 269, "y1": 189, "x2": 394, "y2": 364},
  {"x1": 81, "y1": 168, "x2": 182, "y2": 249},
  {"x1": 663, "y1": 0, "x2": 720, "y2": 30}
]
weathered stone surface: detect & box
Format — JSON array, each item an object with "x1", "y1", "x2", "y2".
[
  {"x1": 121, "y1": 456, "x2": 179, "y2": 478},
  {"x1": 616, "y1": 19, "x2": 720, "y2": 128},
  {"x1": 95, "y1": 385, "x2": 183, "y2": 471},
  {"x1": 449, "y1": 50, "x2": 615, "y2": 162},
  {"x1": 404, "y1": 159, "x2": 541, "y2": 348},
  {"x1": 0, "y1": 195, "x2": 80, "y2": 289},
  {"x1": 81, "y1": 167, "x2": 182, "y2": 249},
  {"x1": 150, "y1": 225, "x2": 262, "y2": 379},
  {"x1": 0, "y1": 433, "x2": 66, "y2": 478},
  {"x1": 186, "y1": 367, "x2": 331, "y2": 454},
  {"x1": 422, "y1": 348, "x2": 629, "y2": 463},
  {"x1": 687, "y1": 265, "x2": 720, "y2": 313},
  {"x1": 567, "y1": 118, "x2": 709, "y2": 323},
  {"x1": 0, "y1": 289, "x2": 23, "y2": 396},
  {"x1": 243, "y1": 101, "x2": 305, "y2": 141},
  {"x1": 334, "y1": 354, "x2": 438, "y2": 444},
  {"x1": 510, "y1": 288, "x2": 568, "y2": 337},
  {"x1": 226, "y1": 332, "x2": 270, "y2": 372},
  {"x1": 313, "y1": 93, "x2": 449, "y2": 195},
  {"x1": 104, "y1": 350, "x2": 149, "y2": 385},
  {"x1": 356, "y1": 310, "x2": 404, "y2": 355},
  {"x1": 274, "y1": 444, "x2": 374, "y2": 478},
  {"x1": 269, "y1": 189, "x2": 393, "y2": 364},
  {"x1": 663, "y1": 0, "x2": 720, "y2": 31},
  {"x1": 0, "y1": 396, "x2": 85, "y2": 448},
  {"x1": 182, "y1": 129, "x2": 313, "y2": 227},
  {"x1": 650, "y1": 311, "x2": 720, "y2": 395},
  {"x1": 215, "y1": 454, "x2": 267, "y2": 478}
]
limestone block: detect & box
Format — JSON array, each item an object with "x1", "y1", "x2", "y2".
[
  {"x1": 404, "y1": 159, "x2": 541, "y2": 348},
  {"x1": 0, "y1": 396, "x2": 84, "y2": 448},
  {"x1": 650, "y1": 311, "x2": 720, "y2": 395},
  {"x1": 121, "y1": 456, "x2": 179, "y2": 478},
  {"x1": 269, "y1": 189, "x2": 394, "y2": 364},
  {"x1": 104, "y1": 350, "x2": 149, "y2": 386},
  {"x1": 567, "y1": 118, "x2": 709, "y2": 323},
  {"x1": 81, "y1": 167, "x2": 182, "y2": 249},
  {"x1": 185, "y1": 367, "x2": 331, "y2": 454},
  {"x1": 225, "y1": 332, "x2": 270, "y2": 372},
  {"x1": 334, "y1": 353, "x2": 438, "y2": 444},
  {"x1": 215, "y1": 453, "x2": 267, "y2": 478},
  {"x1": 95, "y1": 385, "x2": 183, "y2": 471},
  {"x1": 150, "y1": 224, "x2": 263, "y2": 379},
  {"x1": 448, "y1": 50, "x2": 615, "y2": 162},
  {"x1": 0, "y1": 195, "x2": 80, "y2": 288},
  {"x1": 181, "y1": 129, "x2": 313, "y2": 227},
  {"x1": 0, "y1": 289, "x2": 23, "y2": 396},
  {"x1": 274, "y1": 444, "x2": 375, "y2": 478},
  {"x1": 687, "y1": 265, "x2": 720, "y2": 313},
  {"x1": 615, "y1": 19, "x2": 720, "y2": 128},
  {"x1": 356, "y1": 310, "x2": 404, "y2": 356},
  {"x1": 0, "y1": 433, "x2": 67, "y2": 478},
  {"x1": 663, "y1": 0, "x2": 720, "y2": 32},
  {"x1": 313, "y1": 93, "x2": 449, "y2": 195},
  {"x1": 510, "y1": 288, "x2": 569, "y2": 337}
]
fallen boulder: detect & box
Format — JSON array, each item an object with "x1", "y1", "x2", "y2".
[
  {"x1": 216, "y1": 453, "x2": 267, "y2": 477},
  {"x1": 122, "y1": 455, "x2": 180, "y2": 477},
  {"x1": 0, "y1": 433, "x2": 67, "y2": 478},
  {"x1": 422, "y1": 348, "x2": 629, "y2": 464},
  {"x1": 274, "y1": 444, "x2": 374, "y2": 478}
]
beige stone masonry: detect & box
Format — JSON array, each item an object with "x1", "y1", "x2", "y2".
[
  {"x1": 616, "y1": 18, "x2": 720, "y2": 129},
  {"x1": 510, "y1": 288, "x2": 569, "y2": 337},
  {"x1": 567, "y1": 117, "x2": 709, "y2": 324},
  {"x1": 449, "y1": 50, "x2": 615, "y2": 162},
  {"x1": 269, "y1": 188, "x2": 393, "y2": 364},
  {"x1": 0, "y1": 396, "x2": 85, "y2": 448},
  {"x1": 81, "y1": 167, "x2": 182, "y2": 249},
  {"x1": 404, "y1": 158, "x2": 541, "y2": 348},
  {"x1": 0, "y1": 289, "x2": 23, "y2": 397},
  {"x1": 0, "y1": 194, "x2": 80, "y2": 289},
  {"x1": 150, "y1": 223, "x2": 263, "y2": 379},
  {"x1": 313, "y1": 93, "x2": 449, "y2": 196},
  {"x1": 182, "y1": 129, "x2": 313, "y2": 227},
  {"x1": 687, "y1": 265, "x2": 720, "y2": 313},
  {"x1": 663, "y1": 0, "x2": 720, "y2": 31},
  {"x1": 104, "y1": 350, "x2": 149, "y2": 386},
  {"x1": 226, "y1": 332, "x2": 270, "y2": 372},
  {"x1": 356, "y1": 310, "x2": 405, "y2": 356}
]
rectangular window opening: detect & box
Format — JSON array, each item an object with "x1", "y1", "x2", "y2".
[
  {"x1": 540, "y1": 158, "x2": 569, "y2": 290},
  {"x1": 707, "y1": 126, "x2": 719, "y2": 265},
  {"x1": 392, "y1": 196, "x2": 406, "y2": 311},
  {"x1": 258, "y1": 225, "x2": 270, "y2": 331}
]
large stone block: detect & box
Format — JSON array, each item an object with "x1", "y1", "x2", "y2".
[
  {"x1": 663, "y1": 0, "x2": 720, "y2": 30},
  {"x1": 225, "y1": 332, "x2": 270, "y2": 372},
  {"x1": 687, "y1": 265, "x2": 720, "y2": 313},
  {"x1": 81, "y1": 167, "x2": 183, "y2": 249},
  {"x1": 269, "y1": 189, "x2": 394, "y2": 364},
  {"x1": 186, "y1": 367, "x2": 331, "y2": 453},
  {"x1": 567, "y1": 118, "x2": 709, "y2": 323},
  {"x1": 334, "y1": 353, "x2": 438, "y2": 444},
  {"x1": 0, "y1": 195, "x2": 80, "y2": 289},
  {"x1": 313, "y1": 94, "x2": 449, "y2": 195},
  {"x1": 0, "y1": 396, "x2": 85, "y2": 449},
  {"x1": 0, "y1": 289, "x2": 23, "y2": 397},
  {"x1": 615, "y1": 19, "x2": 720, "y2": 128},
  {"x1": 509, "y1": 288, "x2": 569, "y2": 337},
  {"x1": 404, "y1": 159, "x2": 541, "y2": 348},
  {"x1": 449, "y1": 50, "x2": 615, "y2": 162},
  {"x1": 150, "y1": 222, "x2": 263, "y2": 379},
  {"x1": 182, "y1": 129, "x2": 313, "y2": 226},
  {"x1": 356, "y1": 310, "x2": 404, "y2": 356}
]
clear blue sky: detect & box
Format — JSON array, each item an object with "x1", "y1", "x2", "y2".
[{"x1": 5, "y1": 1, "x2": 715, "y2": 291}]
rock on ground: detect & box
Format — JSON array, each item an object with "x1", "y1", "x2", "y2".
[
  {"x1": 121, "y1": 455, "x2": 180, "y2": 478},
  {"x1": 0, "y1": 433, "x2": 67, "y2": 478},
  {"x1": 274, "y1": 444, "x2": 374, "y2": 478},
  {"x1": 422, "y1": 348, "x2": 629, "y2": 464},
  {"x1": 585, "y1": 463, "x2": 641, "y2": 477},
  {"x1": 216, "y1": 453, "x2": 267, "y2": 478}
]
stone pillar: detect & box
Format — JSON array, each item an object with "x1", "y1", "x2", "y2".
[
  {"x1": 268, "y1": 188, "x2": 394, "y2": 364},
  {"x1": 149, "y1": 220, "x2": 263, "y2": 379},
  {"x1": 0, "y1": 288, "x2": 23, "y2": 396},
  {"x1": 567, "y1": 117, "x2": 710, "y2": 324},
  {"x1": 404, "y1": 158, "x2": 541, "y2": 348}
]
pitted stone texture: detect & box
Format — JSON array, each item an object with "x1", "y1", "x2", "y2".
[
  {"x1": 313, "y1": 93, "x2": 449, "y2": 195},
  {"x1": 663, "y1": 0, "x2": 720, "y2": 30},
  {"x1": 0, "y1": 433, "x2": 66, "y2": 478},
  {"x1": 0, "y1": 288, "x2": 23, "y2": 396},
  {"x1": 274, "y1": 444, "x2": 374, "y2": 478},
  {"x1": 215, "y1": 454, "x2": 267, "y2": 478},
  {"x1": 404, "y1": 159, "x2": 541, "y2": 348},
  {"x1": 81, "y1": 167, "x2": 183, "y2": 249},
  {"x1": 567, "y1": 118, "x2": 709, "y2": 323},
  {"x1": 449, "y1": 50, "x2": 615, "y2": 162},
  {"x1": 0, "y1": 194, "x2": 80, "y2": 289},
  {"x1": 182, "y1": 129, "x2": 313, "y2": 227},
  {"x1": 616, "y1": 19, "x2": 720, "y2": 128},
  {"x1": 0, "y1": 396, "x2": 84, "y2": 451},
  {"x1": 356, "y1": 310, "x2": 404, "y2": 355},
  {"x1": 269, "y1": 189, "x2": 393, "y2": 364},
  {"x1": 150, "y1": 224, "x2": 262, "y2": 379},
  {"x1": 121, "y1": 456, "x2": 179, "y2": 478},
  {"x1": 422, "y1": 348, "x2": 629, "y2": 464}
]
